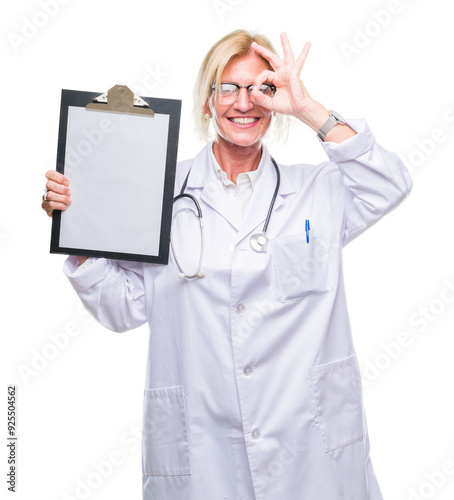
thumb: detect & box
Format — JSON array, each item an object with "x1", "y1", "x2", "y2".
[{"x1": 250, "y1": 88, "x2": 274, "y2": 110}]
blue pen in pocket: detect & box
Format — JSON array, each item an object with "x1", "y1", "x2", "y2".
[{"x1": 305, "y1": 219, "x2": 310, "y2": 243}]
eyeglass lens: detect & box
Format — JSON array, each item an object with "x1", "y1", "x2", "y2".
[{"x1": 215, "y1": 83, "x2": 275, "y2": 103}]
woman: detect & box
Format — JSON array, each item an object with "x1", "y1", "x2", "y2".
[{"x1": 42, "y1": 30, "x2": 412, "y2": 500}]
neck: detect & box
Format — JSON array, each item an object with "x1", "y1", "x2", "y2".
[{"x1": 212, "y1": 137, "x2": 262, "y2": 184}]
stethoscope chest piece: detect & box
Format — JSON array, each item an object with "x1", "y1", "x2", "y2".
[{"x1": 250, "y1": 233, "x2": 269, "y2": 253}]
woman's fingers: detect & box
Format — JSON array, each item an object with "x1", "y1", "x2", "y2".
[
  {"x1": 46, "y1": 178, "x2": 71, "y2": 196},
  {"x1": 41, "y1": 198, "x2": 70, "y2": 217},
  {"x1": 43, "y1": 170, "x2": 71, "y2": 217},
  {"x1": 280, "y1": 32, "x2": 295, "y2": 64},
  {"x1": 46, "y1": 169, "x2": 69, "y2": 186},
  {"x1": 41, "y1": 190, "x2": 72, "y2": 218},
  {"x1": 253, "y1": 69, "x2": 278, "y2": 88},
  {"x1": 44, "y1": 189, "x2": 71, "y2": 206},
  {"x1": 250, "y1": 69, "x2": 278, "y2": 109},
  {"x1": 249, "y1": 88, "x2": 274, "y2": 110},
  {"x1": 251, "y1": 41, "x2": 282, "y2": 70},
  {"x1": 295, "y1": 42, "x2": 311, "y2": 74},
  {"x1": 252, "y1": 35, "x2": 311, "y2": 85}
]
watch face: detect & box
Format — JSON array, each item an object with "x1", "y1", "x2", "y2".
[{"x1": 330, "y1": 110, "x2": 346, "y2": 124}]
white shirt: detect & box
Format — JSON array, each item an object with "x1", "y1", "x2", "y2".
[{"x1": 209, "y1": 142, "x2": 265, "y2": 223}]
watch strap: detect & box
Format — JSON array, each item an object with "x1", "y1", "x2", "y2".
[{"x1": 317, "y1": 111, "x2": 346, "y2": 140}]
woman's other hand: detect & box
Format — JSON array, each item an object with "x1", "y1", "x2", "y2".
[
  {"x1": 250, "y1": 33, "x2": 312, "y2": 116},
  {"x1": 42, "y1": 172, "x2": 87, "y2": 265},
  {"x1": 42, "y1": 170, "x2": 71, "y2": 218},
  {"x1": 251, "y1": 32, "x2": 356, "y2": 140}
]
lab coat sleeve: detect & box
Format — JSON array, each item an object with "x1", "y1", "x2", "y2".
[
  {"x1": 63, "y1": 256, "x2": 147, "y2": 333},
  {"x1": 318, "y1": 119, "x2": 413, "y2": 246}
]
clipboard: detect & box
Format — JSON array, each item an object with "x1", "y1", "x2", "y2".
[{"x1": 50, "y1": 85, "x2": 181, "y2": 264}]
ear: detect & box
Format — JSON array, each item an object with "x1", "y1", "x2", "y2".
[{"x1": 203, "y1": 102, "x2": 212, "y2": 118}]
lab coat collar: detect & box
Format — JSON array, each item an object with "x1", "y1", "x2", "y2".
[{"x1": 185, "y1": 143, "x2": 296, "y2": 238}]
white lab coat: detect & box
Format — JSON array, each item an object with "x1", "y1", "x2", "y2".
[{"x1": 64, "y1": 119, "x2": 412, "y2": 500}]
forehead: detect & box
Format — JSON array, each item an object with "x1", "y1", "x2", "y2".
[{"x1": 221, "y1": 53, "x2": 269, "y2": 82}]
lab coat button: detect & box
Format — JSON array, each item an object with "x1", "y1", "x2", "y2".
[
  {"x1": 243, "y1": 366, "x2": 254, "y2": 376},
  {"x1": 236, "y1": 303, "x2": 246, "y2": 314},
  {"x1": 229, "y1": 245, "x2": 235, "y2": 253},
  {"x1": 251, "y1": 429, "x2": 261, "y2": 440}
]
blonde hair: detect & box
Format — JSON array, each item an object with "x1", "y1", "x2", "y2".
[{"x1": 193, "y1": 29, "x2": 288, "y2": 143}]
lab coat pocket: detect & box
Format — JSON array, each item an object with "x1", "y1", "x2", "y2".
[
  {"x1": 142, "y1": 386, "x2": 191, "y2": 476},
  {"x1": 273, "y1": 231, "x2": 339, "y2": 302},
  {"x1": 309, "y1": 355, "x2": 365, "y2": 453}
]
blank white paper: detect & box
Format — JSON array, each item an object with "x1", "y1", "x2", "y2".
[{"x1": 59, "y1": 106, "x2": 169, "y2": 256}]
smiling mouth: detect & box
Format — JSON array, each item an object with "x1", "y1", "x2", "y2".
[{"x1": 228, "y1": 117, "x2": 259, "y2": 125}]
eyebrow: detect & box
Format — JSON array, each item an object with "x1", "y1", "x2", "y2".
[{"x1": 219, "y1": 82, "x2": 275, "y2": 87}]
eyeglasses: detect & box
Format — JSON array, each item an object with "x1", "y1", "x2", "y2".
[{"x1": 211, "y1": 82, "x2": 276, "y2": 105}]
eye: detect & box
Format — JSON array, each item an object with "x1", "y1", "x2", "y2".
[
  {"x1": 220, "y1": 83, "x2": 238, "y2": 95},
  {"x1": 259, "y1": 84, "x2": 275, "y2": 96}
]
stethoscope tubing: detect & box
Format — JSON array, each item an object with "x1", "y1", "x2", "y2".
[
  {"x1": 171, "y1": 155, "x2": 281, "y2": 278},
  {"x1": 263, "y1": 157, "x2": 280, "y2": 234}
]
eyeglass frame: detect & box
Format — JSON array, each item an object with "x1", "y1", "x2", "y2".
[{"x1": 210, "y1": 82, "x2": 277, "y2": 103}]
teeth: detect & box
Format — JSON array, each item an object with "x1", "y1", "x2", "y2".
[{"x1": 230, "y1": 117, "x2": 258, "y2": 125}]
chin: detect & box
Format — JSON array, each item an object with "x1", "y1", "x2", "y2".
[
  {"x1": 229, "y1": 136, "x2": 263, "y2": 147},
  {"x1": 216, "y1": 128, "x2": 270, "y2": 148}
]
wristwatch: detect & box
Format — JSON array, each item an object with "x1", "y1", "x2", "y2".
[{"x1": 316, "y1": 110, "x2": 346, "y2": 141}]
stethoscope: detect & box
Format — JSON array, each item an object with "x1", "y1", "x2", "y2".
[{"x1": 170, "y1": 157, "x2": 280, "y2": 279}]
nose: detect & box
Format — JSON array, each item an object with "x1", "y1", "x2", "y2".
[{"x1": 234, "y1": 87, "x2": 254, "y2": 111}]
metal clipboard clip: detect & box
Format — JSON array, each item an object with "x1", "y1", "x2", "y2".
[{"x1": 86, "y1": 84, "x2": 154, "y2": 117}]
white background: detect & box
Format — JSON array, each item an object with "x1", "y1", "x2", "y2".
[{"x1": 2, "y1": 1, "x2": 454, "y2": 499}]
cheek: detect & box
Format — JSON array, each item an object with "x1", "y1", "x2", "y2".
[{"x1": 260, "y1": 112, "x2": 273, "y2": 133}]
